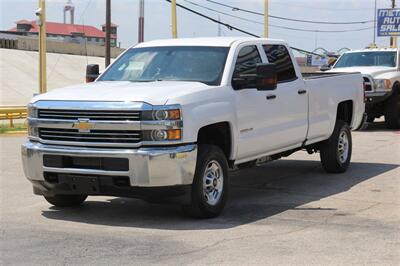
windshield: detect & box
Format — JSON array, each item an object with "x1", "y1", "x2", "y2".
[
  {"x1": 334, "y1": 51, "x2": 397, "y2": 68},
  {"x1": 98, "y1": 46, "x2": 229, "y2": 85}
]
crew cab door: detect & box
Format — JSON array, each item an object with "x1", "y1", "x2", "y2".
[
  {"x1": 263, "y1": 44, "x2": 308, "y2": 148},
  {"x1": 232, "y1": 44, "x2": 273, "y2": 160},
  {"x1": 261, "y1": 44, "x2": 308, "y2": 148},
  {"x1": 233, "y1": 43, "x2": 308, "y2": 161}
]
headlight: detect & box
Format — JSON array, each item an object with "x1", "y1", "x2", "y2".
[
  {"x1": 374, "y1": 79, "x2": 392, "y2": 91},
  {"x1": 28, "y1": 125, "x2": 38, "y2": 137},
  {"x1": 27, "y1": 104, "x2": 38, "y2": 118},
  {"x1": 143, "y1": 129, "x2": 182, "y2": 141},
  {"x1": 142, "y1": 106, "x2": 181, "y2": 121}
]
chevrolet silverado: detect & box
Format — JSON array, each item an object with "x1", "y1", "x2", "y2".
[{"x1": 22, "y1": 37, "x2": 365, "y2": 218}]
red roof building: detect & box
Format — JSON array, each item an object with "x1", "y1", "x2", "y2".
[{"x1": 7, "y1": 20, "x2": 118, "y2": 47}]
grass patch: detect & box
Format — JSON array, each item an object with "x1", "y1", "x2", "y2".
[{"x1": 0, "y1": 123, "x2": 27, "y2": 134}]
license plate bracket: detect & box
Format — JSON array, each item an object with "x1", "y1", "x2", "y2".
[{"x1": 59, "y1": 175, "x2": 100, "y2": 195}]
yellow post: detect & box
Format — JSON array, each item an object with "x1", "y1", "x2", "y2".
[
  {"x1": 171, "y1": 0, "x2": 178, "y2": 38},
  {"x1": 38, "y1": 0, "x2": 47, "y2": 93},
  {"x1": 393, "y1": 36, "x2": 398, "y2": 48},
  {"x1": 264, "y1": 0, "x2": 269, "y2": 38}
]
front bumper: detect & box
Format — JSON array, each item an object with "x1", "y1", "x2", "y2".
[
  {"x1": 22, "y1": 141, "x2": 197, "y2": 195},
  {"x1": 365, "y1": 91, "x2": 392, "y2": 106}
]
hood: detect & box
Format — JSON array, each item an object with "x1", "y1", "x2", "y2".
[
  {"x1": 328, "y1": 66, "x2": 397, "y2": 77},
  {"x1": 31, "y1": 81, "x2": 211, "y2": 105}
]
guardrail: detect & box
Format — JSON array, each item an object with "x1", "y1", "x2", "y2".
[{"x1": 0, "y1": 106, "x2": 27, "y2": 127}]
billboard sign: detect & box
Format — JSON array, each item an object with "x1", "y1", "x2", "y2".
[
  {"x1": 307, "y1": 55, "x2": 329, "y2": 67},
  {"x1": 377, "y1": 8, "x2": 400, "y2": 36}
]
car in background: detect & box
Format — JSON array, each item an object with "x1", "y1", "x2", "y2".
[{"x1": 327, "y1": 47, "x2": 400, "y2": 129}]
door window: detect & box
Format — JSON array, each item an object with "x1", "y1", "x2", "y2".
[
  {"x1": 233, "y1": 45, "x2": 262, "y2": 77},
  {"x1": 263, "y1": 45, "x2": 297, "y2": 83}
]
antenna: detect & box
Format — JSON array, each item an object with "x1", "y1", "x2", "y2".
[
  {"x1": 218, "y1": 15, "x2": 221, "y2": 36},
  {"x1": 138, "y1": 0, "x2": 145, "y2": 42}
]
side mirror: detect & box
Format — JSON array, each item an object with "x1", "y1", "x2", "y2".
[
  {"x1": 256, "y1": 63, "x2": 277, "y2": 91},
  {"x1": 320, "y1": 64, "x2": 332, "y2": 72},
  {"x1": 86, "y1": 64, "x2": 99, "y2": 83},
  {"x1": 232, "y1": 63, "x2": 277, "y2": 90}
]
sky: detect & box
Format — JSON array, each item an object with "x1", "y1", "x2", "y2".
[{"x1": 0, "y1": 0, "x2": 397, "y2": 55}]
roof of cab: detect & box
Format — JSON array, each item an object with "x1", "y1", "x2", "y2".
[{"x1": 133, "y1": 37, "x2": 286, "y2": 48}]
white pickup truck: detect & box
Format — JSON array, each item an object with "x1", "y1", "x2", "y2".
[
  {"x1": 22, "y1": 37, "x2": 365, "y2": 218},
  {"x1": 327, "y1": 47, "x2": 400, "y2": 129}
]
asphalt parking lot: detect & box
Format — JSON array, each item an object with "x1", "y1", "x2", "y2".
[{"x1": 1, "y1": 121, "x2": 399, "y2": 265}]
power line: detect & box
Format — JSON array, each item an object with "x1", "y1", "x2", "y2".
[
  {"x1": 270, "y1": 1, "x2": 374, "y2": 11},
  {"x1": 205, "y1": 0, "x2": 374, "y2": 25},
  {"x1": 165, "y1": 0, "x2": 323, "y2": 56},
  {"x1": 183, "y1": 0, "x2": 374, "y2": 33}
]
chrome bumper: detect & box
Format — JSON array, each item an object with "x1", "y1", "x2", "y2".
[{"x1": 21, "y1": 141, "x2": 197, "y2": 187}]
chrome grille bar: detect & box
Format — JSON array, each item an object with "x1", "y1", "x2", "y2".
[
  {"x1": 38, "y1": 109, "x2": 141, "y2": 121},
  {"x1": 39, "y1": 128, "x2": 142, "y2": 143}
]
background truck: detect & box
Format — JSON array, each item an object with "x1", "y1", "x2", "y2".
[
  {"x1": 327, "y1": 47, "x2": 400, "y2": 129},
  {"x1": 22, "y1": 37, "x2": 365, "y2": 218}
]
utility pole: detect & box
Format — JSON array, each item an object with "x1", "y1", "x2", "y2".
[
  {"x1": 138, "y1": 0, "x2": 144, "y2": 43},
  {"x1": 264, "y1": 0, "x2": 269, "y2": 38},
  {"x1": 373, "y1": 0, "x2": 377, "y2": 44},
  {"x1": 105, "y1": 0, "x2": 111, "y2": 67},
  {"x1": 37, "y1": 0, "x2": 47, "y2": 93},
  {"x1": 391, "y1": 0, "x2": 398, "y2": 48},
  {"x1": 171, "y1": 0, "x2": 177, "y2": 38}
]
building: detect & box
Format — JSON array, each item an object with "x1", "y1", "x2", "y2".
[{"x1": 4, "y1": 20, "x2": 118, "y2": 47}]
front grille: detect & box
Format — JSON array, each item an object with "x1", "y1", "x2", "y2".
[
  {"x1": 39, "y1": 128, "x2": 142, "y2": 143},
  {"x1": 38, "y1": 109, "x2": 141, "y2": 121},
  {"x1": 363, "y1": 77, "x2": 373, "y2": 91},
  {"x1": 43, "y1": 155, "x2": 129, "y2": 171}
]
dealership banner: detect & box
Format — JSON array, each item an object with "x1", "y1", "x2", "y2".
[{"x1": 377, "y1": 8, "x2": 400, "y2": 36}]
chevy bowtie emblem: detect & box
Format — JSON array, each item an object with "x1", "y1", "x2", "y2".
[{"x1": 73, "y1": 119, "x2": 94, "y2": 132}]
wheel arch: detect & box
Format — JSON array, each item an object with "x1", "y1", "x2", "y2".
[
  {"x1": 336, "y1": 100, "x2": 354, "y2": 126},
  {"x1": 197, "y1": 122, "x2": 234, "y2": 166}
]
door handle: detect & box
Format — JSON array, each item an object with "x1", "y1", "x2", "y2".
[
  {"x1": 298, "y1": 89, "x2": 307, "y2": 95},
  {"x1": 266, "y1": 94, "x2": 276, "y2": 100}
]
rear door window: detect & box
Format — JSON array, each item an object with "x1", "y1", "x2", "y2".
[{"x1": 263, "y1": 45, "x2": 297, "y2": 83}]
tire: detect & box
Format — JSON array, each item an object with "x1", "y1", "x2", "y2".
[
  {"x1": 182, "y1": 144, "x2": 229, "y2": 218},
  {"x1": 320, "y1": 120, "x2": 352, "y2": 173},
  {"x1": 384, "y1": 90, "x2": 400, "y2": 129},
  {"x1": 44, "y1": 195, "x2": 87, "y2": 207}
]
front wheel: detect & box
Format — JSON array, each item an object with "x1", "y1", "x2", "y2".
[
  {"x1": 320, "y1": 121, "x2": 352, "y2": 173},
  {"x1": 384, "y1": 90, "x2": 400, "y2": 129},
  {"x1": 182, "y1": 144, "x2": 229, "y2": 218},
  {"x1": 44, "y1": 195, "x2": 87, "y2": 207}
]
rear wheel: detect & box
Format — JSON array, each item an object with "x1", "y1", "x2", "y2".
[
  {"x1": 44, "y1": 195, "x2": 87, "y2": 207},
  {"x1": 384, "y1": 90, "x2": 400, "y2": 129},
  {"x1": 182, "y1": 144, "x2": 228, "y2": 218},
  {"x1": 320, "y1": 120, "x2": 352, "y2": 173}
]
